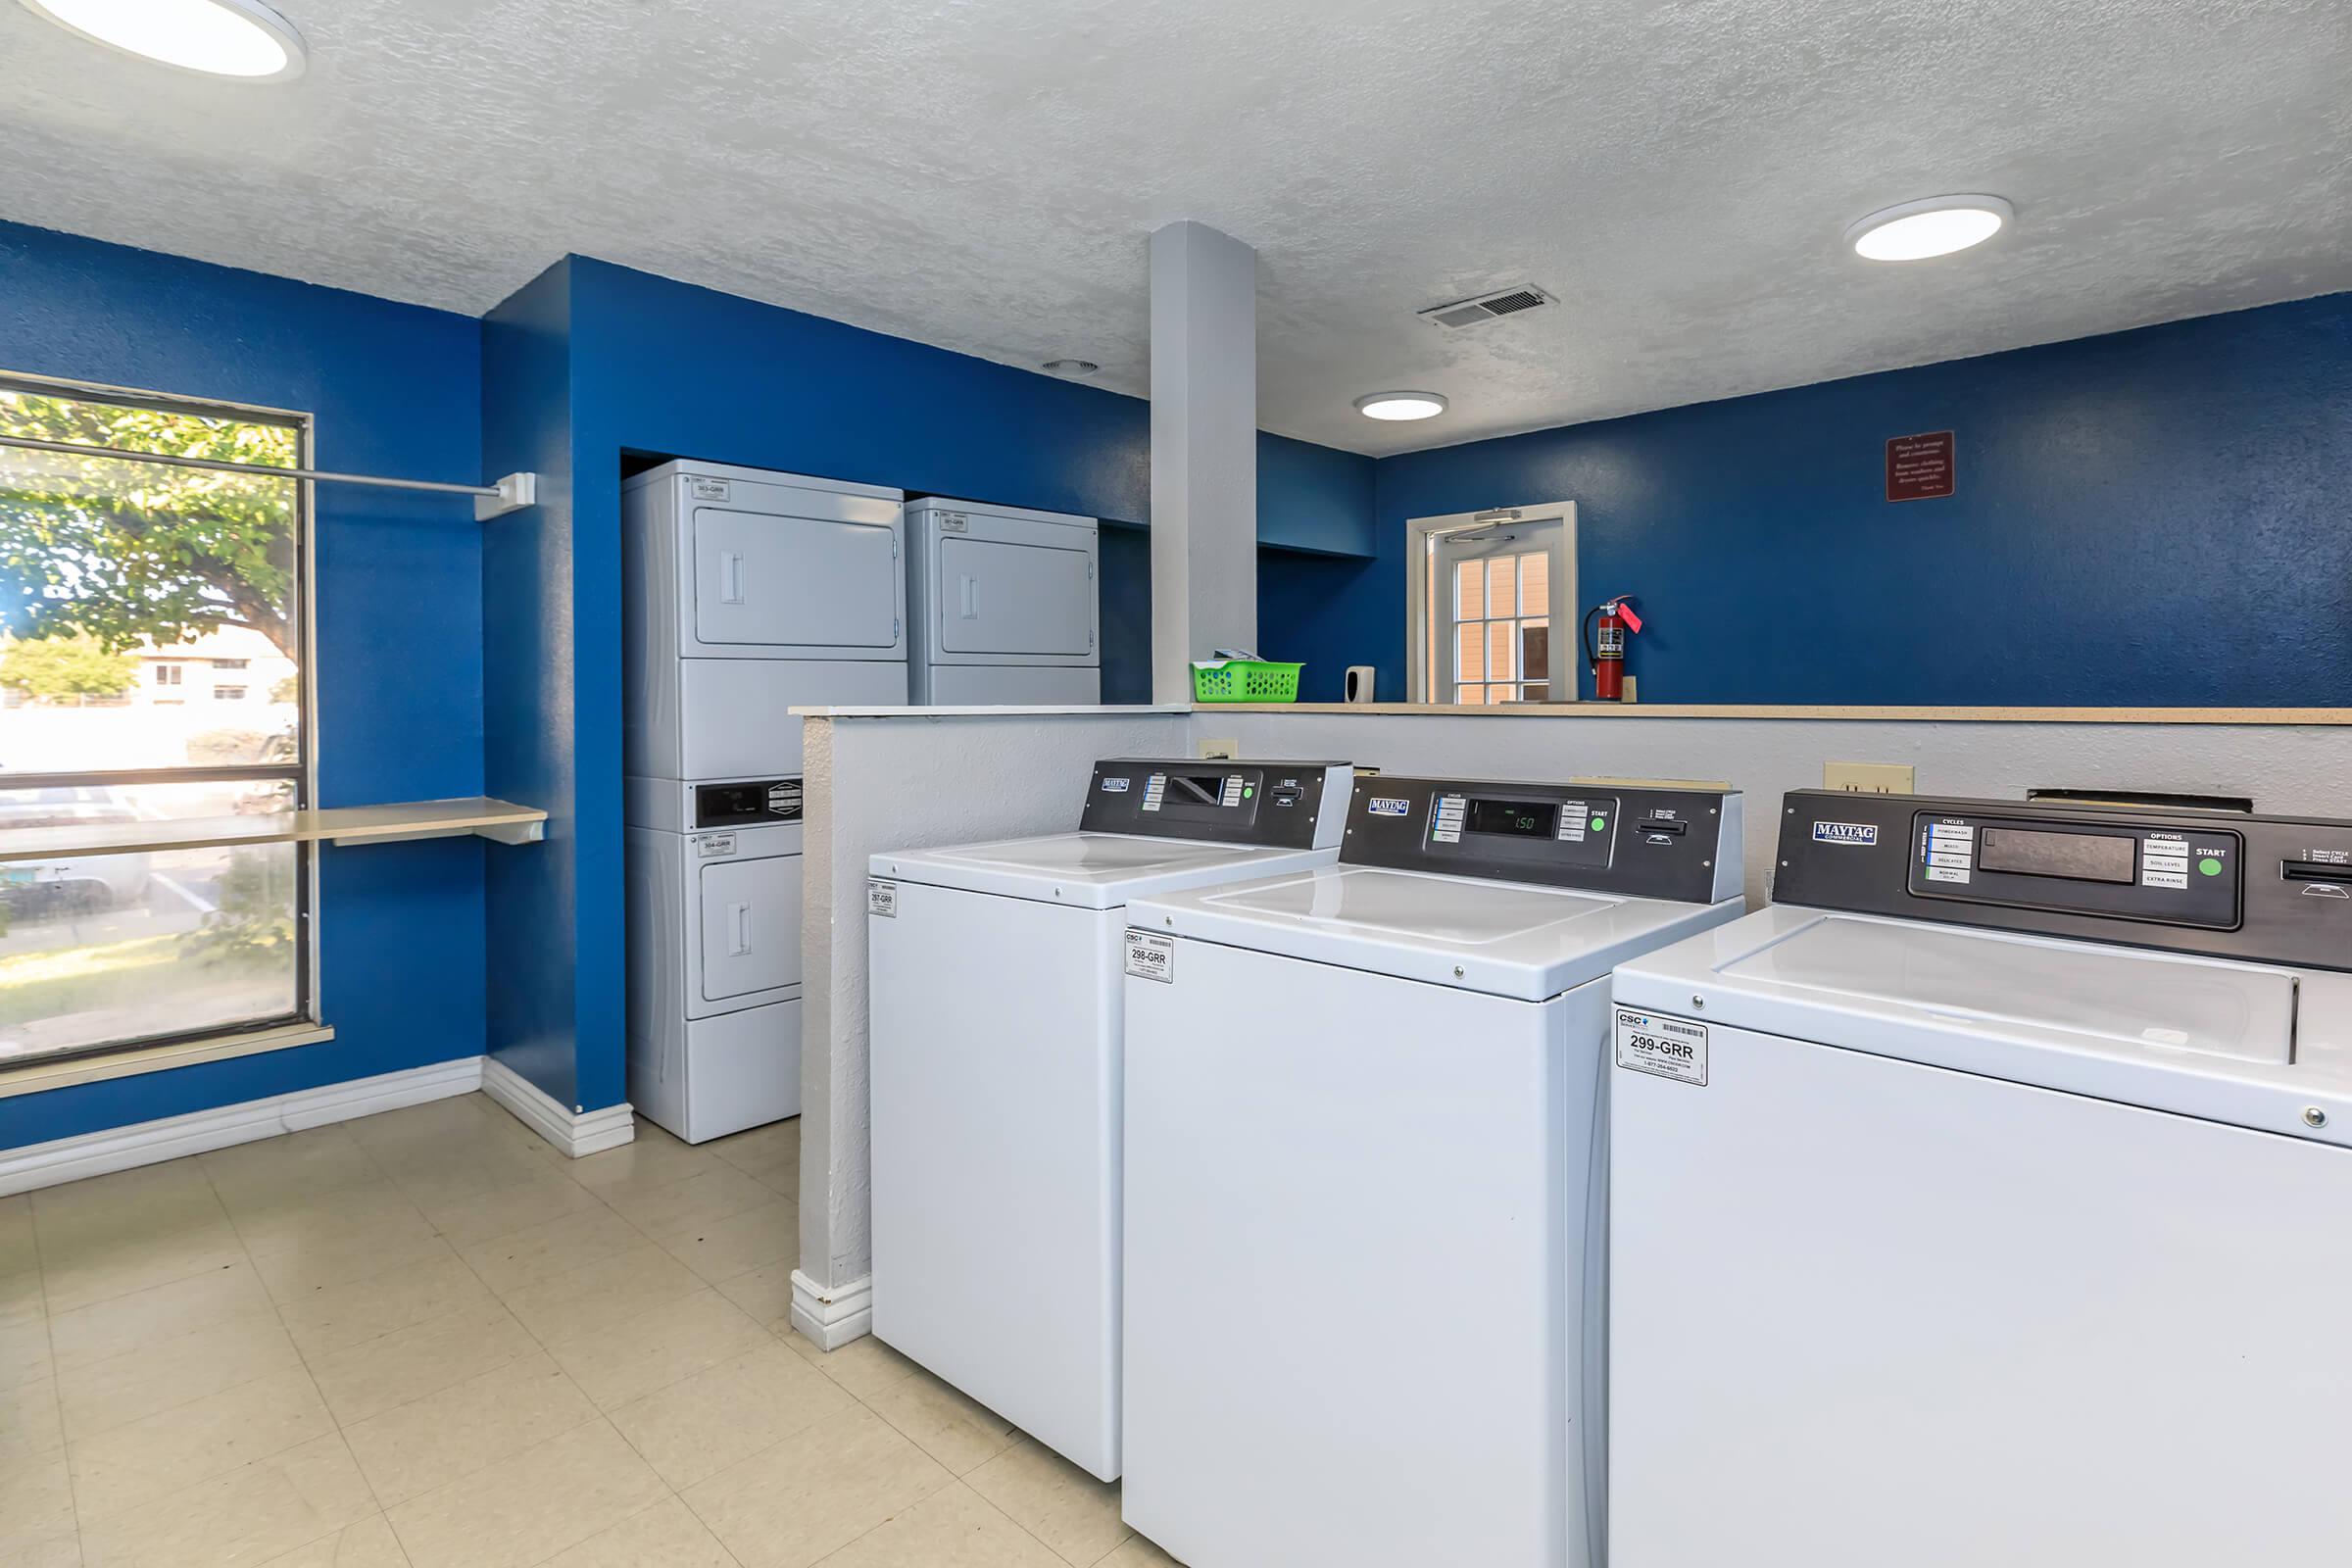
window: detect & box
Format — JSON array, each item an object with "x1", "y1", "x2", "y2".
[
  {"x1": 1407, "y1": 503, "x2": 1576, "y2": 704},
  {"x1": 0, "y1": 374, "x2": 312, "y2": 1066}
]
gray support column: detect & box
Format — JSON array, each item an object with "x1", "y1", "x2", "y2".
[{"x1": 1149, "y1": 221, "x2": 1258, "y2": 702}]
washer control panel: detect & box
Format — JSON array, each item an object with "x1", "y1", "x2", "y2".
[
  {"x1": 1344, "y1": 777, "x2": 1740, "y2": 902},
  {"x1": 1907, "y1": 810, "x2": 2242, "y2": 929},
  {"x1": 1080, "y1": 758, "x2": 1353, "y2": 850}
]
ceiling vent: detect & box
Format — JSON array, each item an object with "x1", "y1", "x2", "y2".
[{"x1": 1417, "y1": 284, "x2": 1555, "y2": 330}]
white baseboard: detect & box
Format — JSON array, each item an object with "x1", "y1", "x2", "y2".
[
  {"x1": 789, "y1": 1269, "x2": 874, "y2": 1351},
  {"x1": 480, "y1": 1056, "x2": 636, "y2": 1158},
  {"x1": 0, "y1": 1055, "x2": 483, "y2": 1198}
]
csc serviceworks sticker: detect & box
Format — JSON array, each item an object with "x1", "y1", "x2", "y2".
[
  {"x1": 1614, "y1": 1008, "x2": 1708, "y2": 1087},
  {"x1": 866, "y1": 879, "x2": 897, "y2": 917},
  {"x1": 1125, "y1": 929, "x2": 1174, "y2": 983}
]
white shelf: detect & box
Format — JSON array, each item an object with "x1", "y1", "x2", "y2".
[{"x1": 0, "y1": 797, "x2": 548, "y2": 861}]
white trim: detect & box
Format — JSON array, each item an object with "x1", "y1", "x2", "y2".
[
  {"x1": 0, "y1": 1023, "x2": 334, "y2": 1100},
  {"x1": 1404, "y1": 501, "x2": 1577, "y2": 702},
  {"x1": 0, "y1": 1055, "x2": 481, "y2": 1197},
  {"x1": 480, "y1": 1055, "x2": 636, "y2": 1157},
  {"x1": 789, "y1": 1269, "x2": 874, "y2": 1350}
]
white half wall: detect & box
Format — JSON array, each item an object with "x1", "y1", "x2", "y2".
[{"x1": 798, "y1": 708, "x2": 1192, "y2": 1296}]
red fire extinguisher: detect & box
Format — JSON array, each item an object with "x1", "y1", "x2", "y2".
[{"x1": 1582, "y1": 595, "x2": 1643, "y2": 701}]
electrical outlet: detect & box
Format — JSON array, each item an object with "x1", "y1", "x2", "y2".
[
  {"x1": 1824, "y1": 761, "x2": 1915, "y2": 794},
  {"x1": 1199, "y1": 737, "x2": 1239, "y2": 760},
  {"x1": 1620, "y1": 674, "x2": 1639, "y2": 704}
]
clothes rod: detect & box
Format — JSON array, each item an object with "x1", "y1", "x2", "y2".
[{"x1": 0, "y1": 432, "x2": 536, "y2": 521}]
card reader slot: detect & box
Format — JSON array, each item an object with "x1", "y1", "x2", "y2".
[{"x1": 2282, "y1": 859, "x2": 2352, "y2": 883}]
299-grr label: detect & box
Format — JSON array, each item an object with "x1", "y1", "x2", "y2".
[{"x1": 1614, "y1": 1008, "x2": 1708, "y2": 1087}]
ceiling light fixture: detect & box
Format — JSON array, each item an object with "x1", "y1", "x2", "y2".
[
  {"x1": 19, "y1": 0, "x2": 307, "y2": 80},
  {"x1": 1845, "y1": 195, "x2": 2013, "y2": 262},
  {"x1": 1354, "y1": 391, "x2": 1447, "y2": 421},
  {"x1": 1041, "y1": 359, "x2": 1099, "y2": 375}
]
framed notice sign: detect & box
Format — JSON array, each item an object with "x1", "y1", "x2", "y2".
[{"x1": 1886, "y1": 430, "x2": 1956, "y2": 501}]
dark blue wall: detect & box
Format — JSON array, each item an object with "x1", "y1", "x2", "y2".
[
  {"x1": 0, "y1": 221, "x2": 488, "y2": 1149},
  {"x1": 1347, "y1": 293, "x2": 2352, "y2": 705}
]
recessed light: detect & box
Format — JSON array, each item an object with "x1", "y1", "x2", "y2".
[
  {"x1": 1845, "y1": 196, "x2": 2013, "y2": 262},
  {"x1": 1354, "y1": 392, "x2": 1447, "y2": 421},
  {"x1": 1041, "y1": 359, "x2": 1099, "y2": 376},
  {"x1": 19, "y1": 0, "x2": 307, "y2": 80}
]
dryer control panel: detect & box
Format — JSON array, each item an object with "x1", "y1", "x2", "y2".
[
  {"x1": 1777, "y1": 790, "x2": 2352, "y2": 971},
  {"x1": 1079, "y1": 759, "x2": 1353, "y2": 851},
  {"x1": 1340, "y1": 776, "x2": 1741, "y2": 904},
  {"x1": 694, "y1": 778, "x2": 804, "y2": 829}
]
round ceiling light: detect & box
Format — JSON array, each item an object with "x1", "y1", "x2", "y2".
[
  {"x1": 1354, "y1": 391, "x2": 1447, "y2": 421},
  {"x1": 1041, "y1": 359, "x2": 1099, "y2": 375},
  {"x1": 19, "y1": 0, "x2": 307, "y2": 79},
  {"x1": 1845, "y1": 196, "x2": 2013, "y2": 262}
]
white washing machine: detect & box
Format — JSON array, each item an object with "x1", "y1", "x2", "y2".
[
  {"x1": 867, "y1": 758, "x2": 1355, "y2": 1482},
  {"x1": 1607, "y1": 790, "x2": 2352, "y2": 1568},
  {"x1": 903, "y1": 498, "x2": 1100, "y2": 706},
  {"x1": 624, "y1": 777, "x2": 805, "y2": 1142},
  {"x1": 1122, "y1": 777, "x2": 1746, "y2": 1568}
]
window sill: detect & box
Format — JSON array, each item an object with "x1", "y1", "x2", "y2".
[
  {"x1": 0, "y1": 797, "x2": 548, "y2": 862},
  {"x1": 0, "y1": 1021, "x2": 335, "y2": 1099}
]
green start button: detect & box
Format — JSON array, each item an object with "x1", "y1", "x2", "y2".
[{"x1": 2198, "y1": 857, "x2": 2224, "y2": 876}]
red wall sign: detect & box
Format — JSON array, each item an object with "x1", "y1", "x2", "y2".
[{"x1": 1886, "y1": 430, "x2": 1956, "y2": 502}]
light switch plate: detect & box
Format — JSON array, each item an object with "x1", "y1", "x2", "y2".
[
  {"x1": 1198, "y1": 737, "x2": 1239, "y2": 760},
  {"x1": 1824, "y1": 761, "x2": 1916, "y2": 794}
]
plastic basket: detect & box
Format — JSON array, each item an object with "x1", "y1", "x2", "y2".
[{"x1": 1191, "y1": 660, "x2": 1302, "y2": 703}]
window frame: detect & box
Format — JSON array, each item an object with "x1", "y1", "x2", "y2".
[
  {"x1": 0, "y1": 368, "x2": 321, "y2": 1062},
  {"x1": 1404, "y1": 501, "x2": 1578, "y2": 704}
]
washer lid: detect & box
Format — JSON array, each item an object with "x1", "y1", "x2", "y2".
[
  {"x1": 869, "y1": 833, "x2": 1336, "y2": 908},
  {"x1": 1129, "y1": 863, "x2": 1741, "y2": 1001}
]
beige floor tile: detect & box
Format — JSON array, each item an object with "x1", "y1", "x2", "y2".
[
  {"x1": 307, "y1": 1303, "x2": 538, "y2": 1427},
  {"x1": 201, "y1": 1128, "x2": 388, "y2": 1214},
  {"x1": 69, "y1": 1366, "x2": 333, "y2": 1520},
  {"x1": 38, "y1": 1223, "x2": 248, "y2": 1317},
  {"x1": 711, "y1": 1260, "x2": 796, "y2": 1332},
  {"x1": 964, "y1": 1440, "x2": 1129, "y2": 1568},
  {"x1": 278, "y1": 1249, "x2": 495, "y2": 1360},
  {"x1": 0, "y1": 1451, "x2": 76, "y2": 1557},
  {"x1": 56, "y1": 1308, "x2": 302, "y2": 1440},
  {"x1": 343, "y1": 1097, "x2": 509, "y2": 1154},
  {"x1": 343, "y1": 1353, "x2": 596, "y2": 1506},
  {"x1": 0, "y1": 1318, "x2": 52, "y2": 1391},
  {"x1": 601, "y1": 1165, "x2": 775, "y2": 1234},
  {"x1": 703, "y1": 1118, "x2": 798, "y2": 1172},
  {"x1": 564, "y1": 1133, "x2": 716, "y2": 1199},
  {"x1": 255, "y1": 1221, "x2": 456, "y2": 1308},
  {"x1": 378, "y1": 1149, "x2": 560, "y2": 1216},
  {"x1": 229, "y1": 1181, "x2": 434, "y2": 1264},
  {"x1": 1093, "y1": 1535, "x2": 1179, "y2": 1568},
  {"x1": 786, "y1": 1331, "x2": 921, "y2": 1401},
  {"x1": 537, "y1": 1496, "x2": 733, "y2": 1568},
  {"x1": 541, "y1": 1288, "x2": 769, "y2": 1411},
  {"x1": 0, "y1": 1520, "x2": 82, "y2": 1567},
  {"x1": 413, "y1": 1176, "x2": 601, "y2": 1250},
  {"x1": 497, "y1": 1244, "x2": 702, "y2": 1347},
  {"x1": 47, "y1": 1260, "x2": 274, "y2": 1371},
  {"x1": 0, "y1": 1198, "x2": 38, "y2": 1278},
  {"x1": 382, "y1": 1419, "x2": 664, "y2": 1568},
  {"x1": 79, "y1": 1431, "x2": 376, "y2": 1567},
  {"x1": 815, "y1": 1482, "x2": 1066, "y2": 1568},
  {"x1": 606, "y1": 1341, "x2": 854, "y2": 1490},
  {"x1": 645, "y1": 1200, "x2": 798, "y2": 1285},
  {"x1": 258, "y1": 1511, "x2": 413, "y2": 1566},
  {"x1": 684, "y1": 1406, "x2": 954, "y2": 1568},
  {"x1": 0, "y1": 1375, "x2": 65, "y2": 1464},
  {"x1": 456, "y1": 1207, "x2": 645, "y2": 1296},
  {"x1": 0, "y1": 1267, "x2": 45, "y2": 1332},
  {"x1": 860, "y1": 1367, "x2": 1021, "y2": 1477},
  {"x1": 28, "y1": 1160, "x2": 220, "y2": 1236}
]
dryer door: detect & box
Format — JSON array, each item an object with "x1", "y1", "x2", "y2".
[
  {"x1": 936, "y1": 533, "x2": 1095, "y2": 659},
  {"x1": 699, "y1": 854, "x2": 804, "y2": 1004},
  {"x1": 694, "y1": 506, "x2": 900, "y2": 652}
]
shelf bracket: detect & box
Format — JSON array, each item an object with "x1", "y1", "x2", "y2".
[{"x1": 475, "y1": 471, "x2": 539, "y2": 522}]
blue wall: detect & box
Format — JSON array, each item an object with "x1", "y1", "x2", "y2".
[
  {"x1": 1345, "y1": 293, "x2": 2352, "y2": 705},
  {"x1": 0, "y1": 221, "x2": 488, "y2": 1149}
]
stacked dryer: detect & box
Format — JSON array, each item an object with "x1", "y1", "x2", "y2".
[
  {"x1": 623, "y1": 459, "x2": 908, "y2": 1142},
  {"x1": 903, "y1": 498, "x2": 1100, "y2": 705}
]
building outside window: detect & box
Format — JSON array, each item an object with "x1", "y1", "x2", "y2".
[{"x1": 0, "y1": 374, "x2": 312, "y2": 1065}]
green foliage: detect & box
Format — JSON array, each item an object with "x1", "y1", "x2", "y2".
[
  {"x1": 0, "y1": 390, "x2": 300, "y2": 657},
  {"x1": 0, "y1": 632, "x2": 137, "y2": 701},
  {"x1": 184, "y1": 846, "x2": 297, "y2": 966}
]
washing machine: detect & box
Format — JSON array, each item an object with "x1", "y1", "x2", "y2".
[
  {"x1": 867, "y1": 757, "x2": 1357, "y2": 1481},
  {"x1": 1607, "y1": 790, "x2": 2352, "y2": 1568},
  {"x1": 904, "y1": 498, "x2": 1100, "y2": 705},
  {"x1": 1121, "y1": 777, "x2": 1746, "y2": 1568}
]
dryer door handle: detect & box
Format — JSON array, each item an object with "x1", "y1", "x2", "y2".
[
  {"x1": 958, "y1": 573, "x2": 978, "y2": 619},
  {"x1": 727, "y1": 902, "x2": 753, "y2": 956},
  {"x1": 719, "y1": 551, "x2": 747, "y2": 606}
]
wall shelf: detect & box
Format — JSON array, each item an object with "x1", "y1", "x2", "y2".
[{"x1": 0, "y1": 797, "x2": 548, "y2": 861}]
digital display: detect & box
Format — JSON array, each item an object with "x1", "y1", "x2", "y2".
[
  {"x1": 1465, "y1": 799, "x2": 1559, "y2": 839},
  {"x1": 1169, "y1": 774, "x2": 1231, "y2": 806},
  {"x1": 1977, "y1": 826, "x2": 2136, "y2": 884}
]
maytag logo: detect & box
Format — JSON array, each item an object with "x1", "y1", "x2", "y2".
[
  {"x1": 1367, "y1": 797, "x2": 1410, "y2": 817},
  {"x1": 1813, "y1": 821, "x2": 1879, "y2": 846},
  {"x1": 1100, "y1": 777, "x2": 1131, "y2": 793}
]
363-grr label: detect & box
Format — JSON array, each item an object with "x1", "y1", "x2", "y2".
[{"x1": 1614, "y1": 1008, "x2": 1708, "y2": 1086}]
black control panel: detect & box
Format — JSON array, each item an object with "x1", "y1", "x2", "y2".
[
  {"x1": 1776, "y1": 789, "x2": 2352, "y2": 971},
  {"x1": 694, "y1": 778, "x2": 803, "y2": 829},
  {"x1": 1339, "y1": 776, "x2": 1739, "y2": 903},
  {"x1": 1077, "y1": 758, "x2": 1348, "y2": 850}
]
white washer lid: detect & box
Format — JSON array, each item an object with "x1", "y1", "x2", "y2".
[
  {"x1": 1129, "y1": 863, "x2": 1742, "y2": 1001},
  {"x1": 870, "y1": 833, "x2": 1336, "y2": 909}
]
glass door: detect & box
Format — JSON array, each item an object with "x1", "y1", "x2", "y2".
[{"x1": 1433, "y1": 519, "x2": 1569, "y2": 704}]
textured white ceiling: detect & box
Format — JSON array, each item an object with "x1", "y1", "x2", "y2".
[{"x1": 2, "y1": 0, "x2": 2346, "y2": 456}]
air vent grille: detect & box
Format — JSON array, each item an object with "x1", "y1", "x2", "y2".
[{"x1": 1417, "y1": 284, "x2": 1556, "y2": 330}]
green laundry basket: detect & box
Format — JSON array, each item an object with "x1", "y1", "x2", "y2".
[{"x1": 1190, "y1": 659, "x2": 1302, "y2": 703}]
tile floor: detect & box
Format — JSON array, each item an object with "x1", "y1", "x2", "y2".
[{"x1": 0, "y1": 1094, "x2": 1178, "y2": 1568}]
